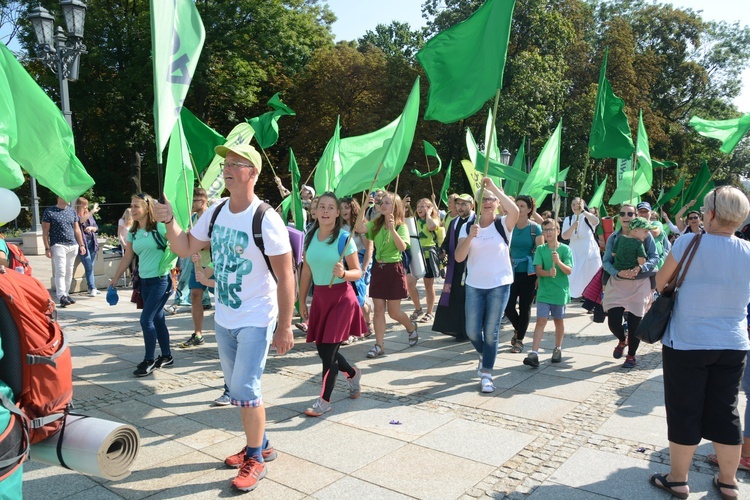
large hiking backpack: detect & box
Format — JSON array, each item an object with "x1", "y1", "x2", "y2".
[
  {"x1": 0, "y1": 236, "x2": 32, "y2": 276},
  {"x1": 0, "y1": 268, "x2": 73, "y2": 470}
]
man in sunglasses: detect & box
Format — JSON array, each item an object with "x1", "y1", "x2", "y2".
[
  {"x1": 601, "y1": 203, "x2": 660, "y2": 369},
  {"x1": 153, "y1": 143, "x2": 294, "y2": 492}
]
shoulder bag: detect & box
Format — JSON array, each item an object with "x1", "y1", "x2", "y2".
[{"x1": 635, "y1": 233, "x2": 702, "y2": 344}]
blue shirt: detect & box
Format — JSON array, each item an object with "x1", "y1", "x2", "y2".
[
  {"x1": 662, "y1": 234, "x2": 750, "y2": 351},
  {"x1": 42, "y1": 206, "x2": 79, "y2": 246}
]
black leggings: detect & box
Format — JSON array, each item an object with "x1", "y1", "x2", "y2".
[
  {"x1": 607, "y1": 307, "x2": 642, "y2": 357},
  {"x1": 316, "y1": 343, "x2": 355, "y2": 402},
  {"x1": 504, "y1": 272, "x2": 537, "y2": 340}
]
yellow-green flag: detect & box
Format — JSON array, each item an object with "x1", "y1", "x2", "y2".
[
  {"x1": 440, "y1": 160, "x2": 452, "y2": 205},
  {"x1": 417, "y1": 0, "x2": 516, "y2": 123},
  {"x1": 164, "y1": 117, "x2": 194, "y2": 230},
  {"x1": 314, "y1": 116, "x2": 342, "y2": 193},
  {"x1": 151, "y1": 0, "x2": 205, "y2": 163},
  {"x1": 689, "y1": 114, "x2": 750, "y2": 154},
  {"x1": 588, "y1": 174, "x2": 608, "y2": 211},
  {"x1": 0, "y1": 42, "x2": 93, "y2": 199},
  {"x1": 520, "y1": 120, "x2": 562, "y2": 205},
  {"x1": 411, "y1": 140, "x2": 442, "y2": 177},
  {"x1": 247, "y1": 93, "x2": 296, "y2": 149},
  {"x1": 588, "y1": 48, "x2": 634, "y2": 159}
]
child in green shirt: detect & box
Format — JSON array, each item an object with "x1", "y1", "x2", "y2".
[
  {"x1": 612, "y1": 217, "x2": 657, "y2": 270},
  {"x1": 523, "y1": 219, "x2": 574, "y2": 368}
]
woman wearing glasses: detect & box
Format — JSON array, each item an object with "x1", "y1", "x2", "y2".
[
  {"x1": 110, "y1": 193, "x2": 176, "y2": 377},
  {"x1": 601, "y1": 204, "x2": 659, "y2": 369},
  {"x1": 674, "y1": 199, "x2": 705, "y2": 235},
  {"x1": 649, "y1": 187, "x2": 750, "y2": 500}
]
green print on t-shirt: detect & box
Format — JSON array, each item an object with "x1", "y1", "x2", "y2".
[{"x1": 212, "y1": 225, "x2": 253, "y2": 309}]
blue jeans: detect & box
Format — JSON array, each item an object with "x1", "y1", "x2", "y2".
[
  {"x1": 139, "y1": 275, "x2": 172, "y2": 360},
  {"x1": 78, "y1": 239, "x2": 97, "y2": 290},
  {"x1": 465, "y1": 284, "x2": 511, "y2": 371}
]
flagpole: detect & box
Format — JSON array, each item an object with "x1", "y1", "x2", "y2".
[
  {"x1": 394, "y1": 174, "x2": 400, "y2": 196},
  {"x1": 580, "y1": 156, "x2": 590, "y2": 200},
  {"x1": 181, "y1": 166, "x2": 193, "y2": 230},
  {"x1": 258, "y1": 146, "x2": 279, "y2": 178},
  {"x1": 477, "y1": 89, "x2": 502, "y2": 203},
  {"x1": 424, "y1": 154, "x2": 436, "y2": 198}
]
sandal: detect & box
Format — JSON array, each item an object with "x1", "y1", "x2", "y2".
[
  {"x1": 511, "y1": 340, "x2": 524, "y2": 353},
  {"x1": 707, "y1": 453, "x2": 750, "y2": 471},
  {"x1": 408, "y1": 322, "x2": 418, "y2": 347},
  {"x1": 713, "y1": 476, "x2": 740, "y2": 500},
  {"x1": 294, "y1": 321, "x2": 308, "y2": 332},
  {"x1": 409, "y1": 309, "x2": 424, "y2": 321},
  {"x1": 648, "y1": 473, "x2": 689, "y2": 500},
  {"x1": 419, "y1": 313, "x2": 434, "y2": 323},
  {"x1": 510, "y1": 332, "x2": 519, "y2": 346},
  {"x1": 366, "y1": 344, "x2": 384, "y2": 358},
  {"x1": 364, "y1": 323, "x2": 375, "y2": 338}
]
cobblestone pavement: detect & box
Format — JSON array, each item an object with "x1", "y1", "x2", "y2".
[{"x1": 16, "y1": 255, "x2": 750, "y2": 498}]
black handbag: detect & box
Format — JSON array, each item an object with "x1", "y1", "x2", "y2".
[{"x1": 635, "y1": 233, "x2": 702, "y2": 344}]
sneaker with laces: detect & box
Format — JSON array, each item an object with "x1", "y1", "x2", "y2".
[
  {"x1": 154, "y1": 354, "x2": 173, "y2": 369},
  {"x1": 304, "y1": 398, "x2": 332, "y2": 417},
  {"x1": 179, "y1": 333, "x2": 205, "y2": 348},
  {"x1": 480, "y1": 375, "x2": 494, "y2": 393},
  {"x1": 133, "y1": 359, "x2": 156, "y2": 377},
  {"x1": 59, "y1": 296, "x2": 72, "y2": 308},
  {"x1": 212, "y1": 392, "x2": 231, "y2": 406},
  {"x1": 551, "y1": 347, "x2": 562, "y2": 363},
  {"x1": 66, "y1": 295, "x2": 76, "y2": 304},
  {"x1": 225, "y1": 445, "x2": 277, "y2": 468},
  {"x1": 408, "y1": 322, "x2": 418, "y2": 347},
  {"x1": 613, "y1": 340, "x2": 627, "y2": 359},
  {"x1": 366, "y1": 344, "x2": 384, "y2": 358},
  {"x1": 523, "y1": 352, "x2": 540, "y2": 368},
  {"x1": 88, "y1": 289, "x2": 100, "y2": 297},
  {"x1": 348, "y1": 366, "x2": 362, "y2": 399},
  {"x1": 231, "y1": 456, "x2": 267, "y2": 492},
  {"x1": 501, "y1": 315, "x2": 509, "y2": 324},
  {"x1": 622, "y1": 355, "x2": 637, "y2": 368}
]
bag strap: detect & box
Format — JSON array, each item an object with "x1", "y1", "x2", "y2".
[
  {"x1": 151, "y1": 229, "x2": 167, "y2": 251},
  {"x1": 207, "y1": 199, "x2": 228, "y2": 239},
  {"x1": 0, "y1": 394, "x2": 29, "y2": 469},
  {"x1": 493, "y1": 216, "x2": 509, "y2": 246},
  {"x1": 252, "y1": 202, "x2": 275, "y2": 281},
  {"x1": 674, "y1": 233, "x2": 702, "y2": 288},
  {"x1": 664, "y1": 233, "x2": 702, "y2": 291}
]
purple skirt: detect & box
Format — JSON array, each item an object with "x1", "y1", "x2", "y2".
[{"x1": 307, "y1": 282, "x2": 367, "y2": 344}]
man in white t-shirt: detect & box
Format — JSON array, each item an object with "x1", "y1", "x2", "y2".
[{"x1": 154, "y1": 143, "x2": 294, "y2": 493}]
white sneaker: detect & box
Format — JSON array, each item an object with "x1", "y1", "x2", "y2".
[
  {"x1": 480, "y1": 375, "x2": 494, "y2": 393},
  {"x1": 88, "y1": 289, "x2": 100, "y2": 297}
]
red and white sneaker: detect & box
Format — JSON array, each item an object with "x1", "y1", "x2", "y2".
[
  {"x1": 231, "y1": 456, "x2": 266, "y2": 492},
  {"x1": 224, "y1": 445, "x2": 277, "y2": 468}
]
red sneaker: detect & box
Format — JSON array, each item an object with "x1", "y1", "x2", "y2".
[
  {"x1": 225, "y1": 446, "x2": 277, "y2": 468},
  {"x1": 231, "y1": 456, "x2": 267, "y2": 492}
]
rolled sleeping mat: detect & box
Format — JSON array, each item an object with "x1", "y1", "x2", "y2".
[
  {"x1": 30, "y1": 415, "x2": 139, "y2": 481},
  {"x1": 405, "y1": 217, "x2": 426, "y2": 279}
]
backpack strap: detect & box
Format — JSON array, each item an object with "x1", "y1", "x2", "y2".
[
  {"x1": 529, "y1": 223, "x2": 537, "y2": 253},
  {"x1": 151, "y1": 228, "x2": 167, "y2": 251},
  {"x1": 0, "y1": 393, "x2": 29, "y2": 470},
  {"x1": 493, "y1": 216, "x2": 509, "y2": 246},
  {"x1": 207, "y1": 199, "x2": 228, "y2": 239},
  {"x1": 252, "y1": 202, "x2": 276, "y2": 281}
]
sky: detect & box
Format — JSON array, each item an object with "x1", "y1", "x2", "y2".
[{"x1": 324, "y1": 0, "x2": 750, "y2": 112}]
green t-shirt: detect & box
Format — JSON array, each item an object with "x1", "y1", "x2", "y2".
[
  {"x1": 510, "y1": 222, "x2": 541, "y2": 263},
  {"x1": 533, "y1": 243, "x2": 573, "y2": 305},
  {"x1": 366, "y1": 220, "x2": 410, "y2": 263},
  {"x1": 613, "y1": 235, "x2": 646, "y2": 271},
  {"x1": 127, "y1": 223, "x2": 170, "y2": 278},
  {"x1": 305, "y1": 230, "x2": 357, "y2": 286}
]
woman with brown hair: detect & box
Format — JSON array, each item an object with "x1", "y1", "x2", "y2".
[
  {"x1": 75, "y1": 197, "x2": 100, "y2": 296},
  {"x1": 362, "y1": 192, "x2": 418, "y2": 358},
  {"x1": 110, "y1": 193, "x2": 176, "y2": 377},
  {"x1": 407, "y1": 197, "x2": 442, "y2": 323}
]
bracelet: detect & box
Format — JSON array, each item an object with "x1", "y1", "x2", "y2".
[
  {"x1": 340, "y1": 270, "x2": 346, "y2": 279},
  {"x1": 165, "y1": 215, "x2": 174, "y2": 224}
]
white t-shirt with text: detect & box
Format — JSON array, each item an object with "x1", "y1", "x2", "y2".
[{"x1": 191, "y1": 196, "x2": 291, "y2": 328}]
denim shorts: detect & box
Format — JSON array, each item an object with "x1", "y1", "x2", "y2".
[
  {"x1": 537, "y1": 302, "x2": 566, "y2": 320},
  {"x1": 188, "y1": 267, "x2": 214, "y2": 293},
  {"x1": 215, "y1": 321, "x2": 275, "y2": 407}
]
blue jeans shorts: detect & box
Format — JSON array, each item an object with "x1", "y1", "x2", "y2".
[
  {"x1": 215, "y1": 321, "x2": 275, "y2": 407},
  {"x1": 537, "y1": 302, "x2": 566, "y2": 320}
]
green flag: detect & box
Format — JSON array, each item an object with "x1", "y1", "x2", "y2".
[
  {"x1": 411, "y1": 140, "x2": 442, "y2": 178},
  {"x1": 678, "y1": 159, "x2": 714, "y2": 211},
  {"x1": 503, "y1": 138, "x2": 526, "y2": 197},
  {"x1": 520, "y1": 119, "x2": 562, "y2": 205},
  {"x1": 164, "y1": 117, "x2": 194, "y2": 230},
  {"x1": 588, "y1": 48, "x2": 634, "y2": 159},
  {"x1": 635, "y1": 110, "x2": 653, "y2": 189},
  {"x1": 465, "y1": 128, "x2": 528, "y2": 184},
  {"x1": 440, "y1": 160, "x2": 453, "y2": 205},
  {"x1": 151, "y1": 0, "x2": 205, "y2": 163},
  {"x1": 334, "y1": 78, "x2": 420, "y2": 197},
  {"x1": 246, "y1": 93, "x2": 296, "y2": 150},
  {"x1": 416, "y1": 0, "x2": 516, "y2": 123},
  {"x1": 289, "y1": 149, "x2": 304, "y2": 231},
  {"x1": 484, "y1": 109, "x2": 502, "y2": 161},
  {"x1": 0, "y1": 42, "x2": 93, "y2": 199},
  {"x1": 314, "y1": 116, "x2": 342, "y2": 193},
  {"x1": 656, "y1": 177, "x2": 685, "y2": 207},
  {"x1": 461, "y1": 159, "x2": 501, "y2": 198},
  {"x1": 688, "y1": 114, "x2": 750, "y2": 154},
  {"x1": 180, "y1": 108, "x2": 225, "y2": 175},
  {"x1": 588, "y1": 174, "x2": 608, "y2": 211},
  {"x1": 608, "y1": 171, "x2": 642, "y2": 206},
  {"x1": 201, "y1": 122, "x2": 255, "y2": 199},
  {"x1": 653, "y1": 160, "x2": 678, "y2": 169}
]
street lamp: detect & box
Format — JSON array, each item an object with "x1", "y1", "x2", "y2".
[
  {"x1": 26, "y1": 1, "x2": 87, "y2": 234},
  {"x1": 500, "y1": 148, "x2": 511, "y2": 165}
]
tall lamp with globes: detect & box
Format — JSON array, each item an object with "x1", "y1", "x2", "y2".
[{"x1": 23, "y1": 1, "x2": 87, "y2": 254}]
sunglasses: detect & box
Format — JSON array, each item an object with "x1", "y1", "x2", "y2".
[
  {"x1": 688, "y1": 215, "x2": 700, "y2": 221},
  {"x1": 135, "y1": 193, "x2": 150, "y2": 204},
  {"x1": 619, "y1": 211, "x2": 635, "y2": 217}
]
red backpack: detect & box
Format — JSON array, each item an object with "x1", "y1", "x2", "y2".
[
  {"x1": 0, "y1": 236, "x2": 32, "y2": 276},
  {"x1": 0, "y1": 267, "x2": 72, "y2": 470}
]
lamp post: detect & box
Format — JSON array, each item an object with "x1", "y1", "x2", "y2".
[
  {"x1": 500, "y1": 148, "x2": 511, "y2": 166},
  {"x1": 26, "y1": 1, "x2": 87, "y2": 233}
]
